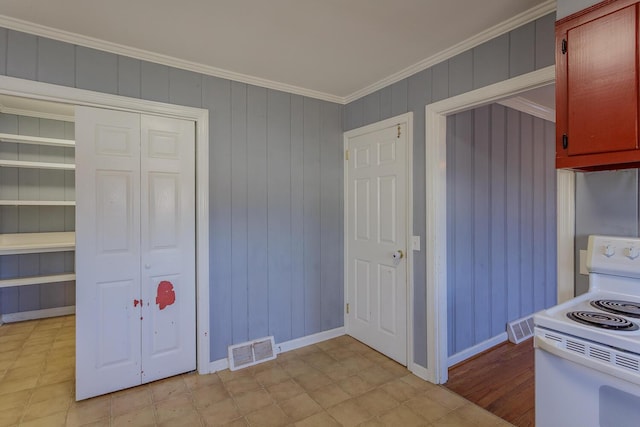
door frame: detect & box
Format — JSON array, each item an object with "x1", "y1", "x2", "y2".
[
  {"x1": 424, "y1": 65, "x2": 574, "y2": 384},
  {"x1": 343, "y1": 112, "x2": 414, "y2": 368},
  {"x1": 0, "y1": 75, "x2": 211, "y2": 375}
]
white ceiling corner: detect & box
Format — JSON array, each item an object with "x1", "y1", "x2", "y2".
[{"x1": 0, "y1": 0, "x2": 556, "y2": 104}]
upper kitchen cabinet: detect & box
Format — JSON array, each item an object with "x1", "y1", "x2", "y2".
[{"x1": 556, "y1": 0, "x2": 640, "y2": 170}]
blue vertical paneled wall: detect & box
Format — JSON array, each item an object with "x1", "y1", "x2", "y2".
[
  {"x1": 0, "y1": 27, "x2": 344, "y2": 361},
  {"x1": 344, "y1": 13, "x2": 555, "y2": 365},
  {"x1": 446, "y1": 105, "x2": 556, "y2": 356}
]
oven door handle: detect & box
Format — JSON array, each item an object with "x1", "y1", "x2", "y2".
[{"x1": 535, "y1": 335, "x2": 640, "y2": 387}]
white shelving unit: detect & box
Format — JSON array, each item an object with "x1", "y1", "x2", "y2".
[
  {"x1": 0, "y1": 232, "x2": 76, "y2": 255},
  {"x1": 0, "y1": 132, "x2": 76, "y2": 148},
  {"x1": 0, "y1": 200, "x2": 75, "y2": 206},
  {"x1": 0, "y1": 132, "x2": 76, "y2": 292},
  {"x1": 0, "y1": 159, "x2": 75, "y2": 170}
]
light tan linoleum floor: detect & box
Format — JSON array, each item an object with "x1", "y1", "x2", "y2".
[{"x1": 0, "y1": 315, "x2": 513, "y2": 427}]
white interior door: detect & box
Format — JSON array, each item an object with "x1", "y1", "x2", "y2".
[
  {"x1": 140, "y1": 115, "x2": 196, "y2": 383},
  {"x1": 76, "y1": 107, "x2": 143, "y2": 400},
  {"x1": 75, "y1": 106, "x2": 196, "y2": 400},
  {"x1": 346, "y1": 122, "x2": 408, "y2": 365}
]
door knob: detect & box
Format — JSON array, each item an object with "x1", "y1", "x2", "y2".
[{"x1": 392, "y1": 250, "x2": 404, "y2": 260}]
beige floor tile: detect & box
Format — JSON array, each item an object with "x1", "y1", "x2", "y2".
[
  {"x1": 155, "y1": 394, "x2": 199, "y2": 424},
  {"x1": 244, "y1": 404, "x2": 291, "y2": 427},
  {"x1": 340, "y1": 355, "x2": 374, "y2": 373},
  {"x1": 18, "y1": 410, "x2": 67, "y2": 427},
  {"x1": 38, "y1": 366, "x2": 74, "y2": 386},
  {"x1": 357, "y1": 365, "x2": 396, "y2": 387},
  {"x1": 308, "y1": 383, "x2": 351, "y2": 409},
  {"x1": 423, "y1": 387, "x2": 469, "y2": 410},
  {"x1": 294, "y1": 370, "x2": 333, "y2": 392},
  {"x1": 279, "y1": 393, "x2": 322, "y2": 421},
  {"x1": 65, "y1": 396, "x2": 111, "y2": 427},
  {"x1": 225, "y1": 376, "x2": 262, "y2": 396},
  {"x1": 112, "y1": 406, "x2": 156, "y2": 427},
  {"x1": 378, "y1": 405, "x2": 428, "y2": 427},
  {"x1": 111, "y1": 387, "x2": 152, "y2": 416},
  {"x1": 322, "y1": 362, "x2": 353, "y2": 381},
  {"x1": 326, "y1": 399, "x2": 372, "y2": 427},
  {"x1": 219, "y1": 418, "x2": 249, "y2": 427},
  {"x1": 279, "y1": 359, "x2": 313, "y2": 378},
  {"x1": 355, "y1": 388, "x2": 399, "y2": 416},
  {"x1": 150, "y1": 375, "x2": 189, "y2": 402},
  {"x1": 22, "y1": 395, "x2": 72, "y2": 422},
  {"x1": 183, "y1": 372, "x2": 222, "y2": 390},
  {"x1": 218, "y1": 368, "x2": 253, "y2": 382},
  {"x1": 266, "y1": 379, "x2": 305, "y2": 402},
  {"x1": 12, "y1": 351, "x2": 48, "y2": 366},
  {"x1": 30, "y1": 380, "x2": 74, "y2": 403},
  {"x1": 0, "y1": 389, "x2": 31, "y2": 411},
  {"x1": 199, "y1": 397, "x2": 242, "y2": 426},
  {"x1": 2, "y1": 365, "x2": 42, "y2": 381},
  {"x1": 158, "y1": 411, "x2": 204, "y2": 427},
  {"x1": 192, "y1": 383, "x2": 230, "y2": 408},
  {"x1": 294, "y1": 411, "x2": 341, "y2": 427},
  {"x1": 304, "y1": 352, "x2": 335, "y2": 369},
  {"x1": 357, "y1": 419, "x2": 387, "y2": 427},
  {"x1": 0, "y1": 349, "x2": 21, "y2": 363},
  {"x1": 380, "y1": 378, "x2": 419, "y2": 402},
  {"x1": 254, "y1": 365, "x2": 290, "y2": 387},
  {"x1": 234, "y1": 389, "x2": 273, "y2": 414},
  {"x1": 0, "y1": 376, "x2": 39, "y2": 395},
  {"x1": 338, "y1": 375, "x2": 374, "y2": 397},
  {"x1": 0, "y1": 405, "x2": 22, "y2": 427},
  {"x1": 450, "y1": 403, "x2": 506, "y2": 426},
  {"x1": 404, "y1": 394, "x2": 454, "y2": 423},
  {"x1": 430, "y1": 410, "x2": 479, "y2": 427}
]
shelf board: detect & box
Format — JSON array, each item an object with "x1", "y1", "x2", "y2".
[
  {"x1": 0, "y1": 159, "x2": 75, "y2": 170},
  {"x1": 0, "y1": 132, "x2": 75, "y2": 148},
  {"x1": 0, "y1": 200, "x2": 75, "y2": 206},
  {"x1": 0, "y1": 273, "x2": 76, "y2": 289},
  {"x1": 0, "y1": 232, "x2": 75, "y2": 255}
]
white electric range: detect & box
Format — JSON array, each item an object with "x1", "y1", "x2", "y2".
[{"x1": 534, "y1": 235, "x2": 640, "y2": 427}]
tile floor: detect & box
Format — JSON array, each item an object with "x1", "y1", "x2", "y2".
[{"x1": 0, "y1": 315, "x2": 512, "y2": 426}]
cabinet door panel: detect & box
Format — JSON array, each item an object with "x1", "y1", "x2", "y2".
[{"x1": 567, "y1": 4, "x2": 638, "y2": 156}]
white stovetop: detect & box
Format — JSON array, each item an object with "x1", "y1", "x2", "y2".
[{"x1": 535, "y1": 289, "x2": 640, "y2": 352}]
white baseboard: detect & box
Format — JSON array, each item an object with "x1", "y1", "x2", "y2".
[
  {"x1": 409, "y1": 362, "x2": 431, "y2": 383},
  {"x1": 447, "y1": 332, "x2": 508, "y2": 367},
  {"x1": 1, "y1": 305, "x2": 76, "y2": 323},
  {"x1": 208, "y1": 326, "x2": 346, "y2": 373}
]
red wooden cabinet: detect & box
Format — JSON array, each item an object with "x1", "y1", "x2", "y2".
[{"x1": 556, "y1": 0, "x2": 640, "y2": 170}]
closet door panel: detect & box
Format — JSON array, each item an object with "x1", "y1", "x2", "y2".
[
  {"x1": 75, "y1": 106, "x2": 142, "y2": 400},
  {"x1": 140, "y1": 115, "x2": 196, "y2": 383}
]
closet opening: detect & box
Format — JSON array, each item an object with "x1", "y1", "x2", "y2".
[{"x1": 0, "y1": 77, "x2": 210, "y2": 400}]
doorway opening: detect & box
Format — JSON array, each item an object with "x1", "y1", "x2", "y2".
[{"x1": 423, "y1": 65, "x2": 573, "y2": 384}]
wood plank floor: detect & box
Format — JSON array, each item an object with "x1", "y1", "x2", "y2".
[{"x1": 444, "y1": 339, "x2": 535, "y2": 427}]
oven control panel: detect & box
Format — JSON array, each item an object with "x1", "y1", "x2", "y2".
[{"x1": 587, "y1": 235, "x2": 640, "y2": 278}]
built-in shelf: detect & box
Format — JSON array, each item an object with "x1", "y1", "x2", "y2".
[
  {"x1": 0, "y1": 159, "x2": 75, "y2": 170},
  {"x1": 0, "y1": 232, "x2": 75, "y2": 255},
  {"x1": 0, "y1": 273, "x2": 76, "y2": 289},
  {"x1": 0, "y1": 200, "x2": 75, "y2": 206},
  {"x1": 0, "y1": 132, "x2": 75, "y2": 148}
]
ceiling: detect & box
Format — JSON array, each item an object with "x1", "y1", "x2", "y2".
[{"x1": 0, "y1": 0, "x2": 553, "y2": 103}]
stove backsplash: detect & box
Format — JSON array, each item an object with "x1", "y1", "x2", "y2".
[{"x1": 575, "y1": 169, "x2": 640, "y2": 296}]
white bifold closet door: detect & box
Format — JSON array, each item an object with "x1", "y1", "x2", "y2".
[{"x1": 75, "y1": 106, "x2": 196, "y2": 400}]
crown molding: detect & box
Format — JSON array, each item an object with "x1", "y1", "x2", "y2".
[
  {"x1": 0, "y1": 0, "x2": 556, "y2": 106},
  {"x1": 343, "y1": 0, "x2": 557, "y2": 104},
  {"x1": 497, "y1": 96, "x2": 555, "y2": 122},
  {"x1": 0, "y1": 14, "x2": 344, "y2": 104}
]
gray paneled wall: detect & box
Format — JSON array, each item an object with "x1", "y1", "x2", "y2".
[
  {"x1": 0, "y1": 114, "x2": 76, "y2": 314},
  {"x1": 0, "y1": 27, "x2": 343, "y2": 362},
  {"x1": 574, "y1": 170, "x2": 639, "y2": 295},
  {"x1": 446, "y1": 105, "x2": 556, "y2": 356},
  {"x1": 344, "y1": 13, "x2": 555, "y2": 366}
]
